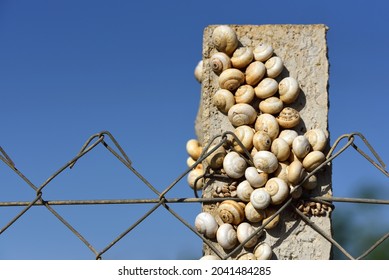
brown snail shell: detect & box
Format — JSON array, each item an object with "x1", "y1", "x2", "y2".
[
  {"x1": 245, "y1": 202, "x2": 266, "y2": 223},
  {"x1": 259, "y1": 97, "x2": 283, "y2": 115},
  {"x1": 232, "y1": 125, "x2": 254, "y2": 153},
  {"x1": 302, "y1": 151, "x2": 326, "y2": 172},
  {"x1": 287, "y1": 160, "x2": 306, "y2": 185},
  {"x1": 213, "y1": 89, "x2": 235, "y2": 114},
  {"x1": 254, "y1": 113, "x2": 280, "y2": 141},
  {"x1": 276, "y1": 107, "x2": 301, "y2": 128},
  {"x1": 252, "y1": 131, "x2": 272, "y2": 151},
  {"x1": 212, "y1": 25, "x2": 239, "y2": 56},
  {"x1": 205, "y1": 144, "x2": 226, "y2": 169},
  {"x1": 304, "y1": 128, "x2": 328, "y2": 152},
  {"x1": 210, "y1": 52, "x2": 231, "y2": 75},
  {"x1": 186, "y1": 139, "x2": 202, "y2": 160},
  {"x1": 271, "y1": 138, "x2": 290, "y2": 162},
  {"x1": 217, "y1": 200, "x2": 245, "y2": 225},
  {"x1": 245, "y1": 61, "x2": 266, "y2": 86},
  {"x1": 228, "y1": 103, "x2": 257, "y2": 127},
  {"x1": 219, "y1": 68, "x2": 245, "y2": 92},
  {"x1": 263, "y1": 207, "x2": 280, "y2": 230},
  {"x1": 231, "y1": 46, "x2": 254, "y2": 69},
  {"x1": 235, "y1": 85, "x2": 255, "y2": 104}
]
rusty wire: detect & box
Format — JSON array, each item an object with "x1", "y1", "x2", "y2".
[{"x1": 0, "y1": 131, "x2": 388, "y2": 260}]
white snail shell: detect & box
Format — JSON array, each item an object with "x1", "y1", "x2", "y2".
[
  {"x1": 216, "y1": 223, "x2": 238, "y2": 250},
  {"x1": 259, "y1": 97, "x2": 283, "y2": 115},
  {"x1": 253, "y1": 150, "x2": 279, "y2": 174},
  {"x1": 195, "y1": 212, "x2": 219, "y2": 239},
  {"x1": 277, "y1": 107, "x2": 301, "y2": 128},
  {"x1": 279, "y1": 77, "x2": 300, "y2": 104},
  {"x1": 187, "y1": 168, "x2": 204, "y2": 190},
  {"x1": 228, "y1": 103, "x2": 257, "y2": 127},
  {"x1": 245, "y1": 202, "x2": 266, "y2": 222},
  {"x1": 233, "y1": 125, "x2": 254, "y2": 153},
  {"x1": 245, "y1": 61, "x2": 266, "y2": 86},
  {"x1": 264, "y1": 177, "x2": 289, "y2": 205},
  {"x1": 194, "y1": 60, "x2": 203, "y2": 83},
  {"x1": 304, "y1": 128, "x2": 328, "y2": 152},
  {"x1": 245, "y1": 166, "x2": 268, "y2": 188},
  {"x1": 237, "y1": 222, "x2": 258, "y2": 248},
  {"x1": 205, "y1": 144, "x2": 226, "y2": 169},
  {"x1": 212, "y1": 25, "x2": 239, "y2": 56},
  {"x1": 236, "y1": 180, "x2": 254, "y2": 202},
  {"x1": 200, "y1": 255, "x2": 221, "y2": 260},
  {"x1": 252, "y1": 131, "x2": 272, "y2": 151},
  {"x1": 253, "y1": 43, "x2": 273, "y2": 62},
  {"x1": 213, "y1": 89, "x2": 235, "y2": 114},
  {"x1": 254, "y1": 77, "x2": 278, "y2": 99},
  {"x1": 271, "y1": 138, "x2": 290, "y2": 162},
  {"x1": 186, "y1": 139, "x2": 202, "y2": 160},
  {"x1": 223, "y1": 151, "x2": 247, "y2": 179},
  {"x1": 302, "y1": 150, "x2": 325, "y2": 172},
  {"x1": 231, "y1": 46, "x2": 254, "y2": 69},
  {"x1": 186, "y1": 156, "x2": 196, "y2": 168},
  {"x1": 210, "y1": 52, "x2": 231, "y2": 75},
  {"x1": 287, "y1": 160, "x2": 306, "y2": 185},
  {"x1": 250, "y1": 188, "x2": 271, "y2": 210},
  {"x1": 254, "y1": 113, "x2": 280, "y2": 141},
  {"x1": 278, "y1": 129, "x2": 298, "y2": 147},
  {"x1": 254, "y1": 242, "x2": 273, "y2": 260},
  {"x1": 265, "y1": 56, "x2": 283, "y2": 78},
  {"x1": 217, "y1": 200, "x2": 245, "y2": 225},
  {"x1": 235, "y1": 85, "x2": 255, "y2": 104},
  {"x1": 237, "y1": 252, "x2": 256, "y2": 260},
  {"x1": 219, "y1": 68, "x2": 245, "y2": 92},
  {"x1": 292, "y1": 135, "x2": 311, "y2": 159}
]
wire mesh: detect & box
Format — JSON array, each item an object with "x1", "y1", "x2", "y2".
[{"x1": 0, "y1": 130, "x2": 388, "y2": 260}]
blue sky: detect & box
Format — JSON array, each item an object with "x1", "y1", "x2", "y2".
[{"x1": 0, "y1": 0, "x2": 388, "y2": 259}]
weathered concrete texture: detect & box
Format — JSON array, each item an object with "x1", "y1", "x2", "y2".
[{"x1": 196, "y1": 25, "x2": 332, "y2": 259}]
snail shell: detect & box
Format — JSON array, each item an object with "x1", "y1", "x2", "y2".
[
  {"x1": 186, "y1": 139, "x2": 202, "y2": 160},
  {"x1": 228, "y1": 103, "x2": 257, "y2": 127},
  {"x1": 271, "y1": 138, "x2": 290, "y2": 162},
  {"x1": 302, "y1": 174, "x2": 318, "y2": 190},
  {"x1": 235, "y1": 85, "x2": 255, "y2": 104},
  {"x1": 216, "y1": 223, "x2": 238, "y2": 250},
  {"x1": 265, "y1": 56, "x2": 283, "y2": 78},
  {"x1": 245, "y1": 166, "x2": 268, "y2": 188},
  {"x1": 219, "y1": 68, "x2": 245, "y2": 92},
  {"x1": 292, "y1": 135, "x2": 311, "y2": 159},
  {"x1": 253, "y1": 43, "x2": 273, "y2": 62},
  {"x1": 200, "y1": 255, "x2": 221, "y2": 260},
  {"x1": 279, "y1": 77, "x2": 300, "y2": 104},
  {"x1": 276, "y1": 107, "x2": 301, "y2": 128},
  {"x1": 187, "y1": 168, "x2": 204, "y2": 190},
  {"x1": 233, "y1": 125, "x2": 254, "y2": 153},
  {"x1": 250, "y1": 188, "x2": 271, "y2": 210},
  {"x1": 210, "y1": 52, "x2": 231, "y2": 75},
  {"x1": 237, "y1": 222, "x2": 258, "y2": 248},
  {"x1": 253, "y1": 150, "x2": 279, "y2": 174},
  {"x1": 302, "y1": 151, "x2": 325, "y2": 172},
  {"x1": 254, "y1": 77, "x2": 278, "y2": 99},
  {"x1": 223, "y1": 151, "x2": 247, "y2": 179},
  {"x1": 264, "y1": 177, "x2": 289, "y2": 205},
  {"x1": 245, "y1": 202, "x2": 266, "y2": 223},
  {"x1": 278, "y1": 129, "x2": 298, "y2": 147},
  {"x1": 237, "y1": 252, "x2": 256, "y2": 260},
  {"x1": 231, "y1": 47, "x2": 254, "y2": 69},
  {"x1": 217, "y1": 200, "x2": 245, "y2": 225},
  {"x1": 287, "y1": 160, "x2": 306, "y2": 185},
  {"x1": 236, "y1": 180, "x2": 254, "y2": 202},
  {"x1": 205, "y1": 144, "x2": 226, "y2": 169},
  {"x1": 212, "y1": 25, "x2": 239, "y2": 56},
  {"x1": 213, "y1": 89, "x2": 235, "y2": 114},
  {"x1": 254, "y1": 242, "x2": 272, "y2": 260},
  {"x1": 195, "y1": 212, "x2": 219, "y2": 239},
  {"x1": 194, "y1": 60, "x2": 203, "y2": 83},
  {"x1": 245, "y1": 61, "x2": 266, "y2": 86},
  {"x1": 186, "y1": 156, "x2": 196, "y2": 168},
  {"x1": 254, "y1": 113, "x2": 280, "y2": 141},
  {"x1": 263, "y1": 207, "x2": 280, "y2": 229},
  {"x1": 274, "y1": 162, "x2": 289, "y2": 182},
  {"x1": 252, "y1": 131, "x2": 272, "y2": 151},
  {"x1": 259, "y1": 97, "x2": 283, "y2": 115},
  {"x1": 304, "y1": 128, "x2": 328, "y2": 151}
]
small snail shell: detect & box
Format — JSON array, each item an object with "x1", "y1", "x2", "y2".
[
  {"x1": 253, "y1": 150, "x2": 279, "y2": 174},
  {"x1": 253, "y1": 43, "x2": 273, "y2": 62},
  {"x1": 212, "y1": 25, "x2": 239, "y2": 56},
  {"x1": 205, "y1": 144, "x2": 226, "y2": 169},
  {"x1": 213, "y1": 89, "x2": 235, "y2": 114},
  {"x1": 263, "y1": 207, "x2": 280, "y2": 229},
  {"x1": 233, "y1": 125, "x2": 254, "y2": 153},
  {"x1": 287, "y1": 160, "x2": 306, "y2": 185},
  {"x1": 254, "y1": 77, "x2": 278, "y2": 99},
  {"x1": 237, "y1": 222, "x2": 258, "y2": 248},
  {"x1": 236, "y1": 180, "x2": 254, "y2": 202},
  {"x1": 304, "y1": 128, "x2": 328, "y2": 152},
  {"x1": 292, "y1": 135, "x2": 311, "y2": 159},
  {"x1": 194, "y1": 60, "x2": 203, "y2": 83},
  {"x1": 245, "y1": 166, "x2": 268, "y2": 188},
  {"x1": 278, "y1": 129, "x2": 298, "y2": 147},
  {"x1": 228, "y1": 103, "x2": 257, "y2": 127},
  {"x1": 254, "y1": 242, "x2": 272, "y2": 260},
  {"x1": 237, "y1": 252, "x2": 256, "y2": 260},
  {"x1": 271, "y1": 138, "x2": 290, "y2": 162},
  {"x1": 252, "y1": 131, "x2": 272, "y2": 151},
  {"x1": 223, "y1": 151, "x2": 247, "y2": 179},
  {"x1": 279, "y1": 77, "x2": 300, "y2": 104},
  {"x1": 259, "y1": 97, "x2": 283, "y2": 115},
  {"x1": 302, "y1": 151, "x2": 325, "y2": 172},
  {"x1": 219, "y1": 68, "x2": 245, "y2": 92},
  {"x1": 302, "y1": 174, "x2": 318, "y2": 190},
  {"x1": 264, "y1": 177, "x2": 289, "y2": 205},
  {"x1": 231, "y1": 47, "x2": 254, "y2": 69},
  {"x1": 245, "y1": 61, "x2": 266, "y2": 86},
  {"x1": 235, "y1": 85, "x2": 255, "y2": 104},
  {"x1": 186, "y1": 139, "x2": 202, "y2": 160},
  {"x1": 200, "y1": 255, "x2": 221, "y2": 260},
  {"x1": 195, "y1": 212, "x2": 219, "y2": 239},
  {"x1": 250, "y1": 188, "x2": 271, "y2": 210},
  {"x1": 254, "y1": 113, "x2": 279, "y2": 141},
  {"x1": 265, "y1": 56, "x2": 283, "y2": 78},
  {"x1": 186, "y1": 156, "x2": 196, "y2": 168},
  {"x1": 274, "y1": 162, "x2": 289, "y2": 182},
  {"x1": 210, "y1": 52, "x2": 231, "y2": 75},
  {"x1": 277, "y1": 107, "x2": 301, "y2": 128},
  {"x1": 290, "y1": 184, "x2": 303, "y2": 199},
  {"x1": 245, "y1": 202, "x2": 266, "y2": 222},
  {"x1": 216, "y1": 223, "x2": 238, "y2": 250},
  {"x1": 217, "y1": 200, "x2": 245, "y2": 225},
  {"x1": 187, "y1": 168, "x2": 204, "y2": 190}
]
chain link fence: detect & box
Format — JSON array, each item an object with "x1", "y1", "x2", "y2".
[{"x1": 1, "y1": 130, "x2": 388, "y2": 260}]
